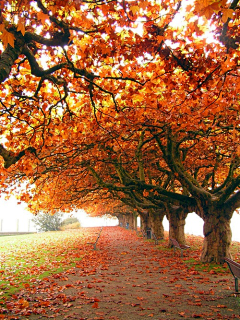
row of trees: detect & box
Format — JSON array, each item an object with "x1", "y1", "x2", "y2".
[{"x1": 0, "y1": 0, "x2": 239, "y2": 263}]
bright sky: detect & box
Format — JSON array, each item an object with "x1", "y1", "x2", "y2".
[
  {"x1": 0, "y1": 196, "x2": 118, "y2": 232},
  {"x1": 0, "y1": 196, "x2": 240, "y2": 242}
]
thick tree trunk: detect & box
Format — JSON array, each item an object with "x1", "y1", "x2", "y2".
[
  {"x1": 128, "y1": 212, "x2": 137, "y2": 230},
  {"x1": 167, "y1": 206, "x2": 188, "y2": 246},
  {"x1": 118, "y1": 214, "x2": 128, "y2": 228},
  {"x1": 118, "y1": 214, "x2": 124, "y2": 227},
  {"x1": 125, "y1": 213, "x2": 130, "y2": 229},
  {"x1": 140, "y1": 211, "x2": 151, "y2": 231},
  {"x1": 149, "y1": 209, "x2": 165, "y2": 239},
  {"x1": 201, "y1": 214, "x2": 232, "y2": 264},
  {"x1": 133, "y1": 213, "x2": 138, "y2": 230}
]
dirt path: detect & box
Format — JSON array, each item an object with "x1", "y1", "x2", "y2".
[{"x1": 8, "y1": 227, "x2": 240, "y2": 320}]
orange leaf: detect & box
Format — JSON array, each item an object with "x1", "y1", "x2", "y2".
[
  {"x1": 222, "y1": 8, "x2": 234, "y2": 23},
  {"x1": 94, "y1": 298, "x2": 100, "y2": 302},
  {"x1": 92, "y1": 302, "x2": 99, "y2": 308},
  {"x1": 18, "y1": 299, "x2": 29, "y2": 309},
  {"x1": 37, "y1": 12, "x2": 49, "y2": 24},
  {"x1": 17, "y1": 20, "x2": 25, "y2": 36},
  {"x1": 157, "y1": 35, "x2": 164, "y2": 43},
  {"x1": 237, "y1": 145, "x2": 240, "y2": 156},
  {"x1": 179, "y1": 312, "x2": 185, "y2": 317},
  {"x1": 0, "y1": 29, "x2": 15, "y2": 48}
]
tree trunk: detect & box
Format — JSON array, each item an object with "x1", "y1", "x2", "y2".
[
  {"x1": 167, "y1": 206, "x2": 188, "y2": 246},
  {"x1": 140, "y1": 211, "x2": 151, "y2": 232},
  {"x1": 201, "y1": 213, "x2": 232, "y2": 264},
  {"x1": 132, "y1": 213, "x2": 138, "y2": 230},
  {"x1": 118, "y1": 214, "x2": 124, "y2": 227},
  {"x1": 128, "y1": 212, "x2": 137, "y2": 230},
  {"x1": 149, "y1": 209, "x2": 165, "y2": 239}
]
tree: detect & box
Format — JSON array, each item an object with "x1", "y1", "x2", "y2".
[
  {"x1": 0, "y1": 0, "x2": 239, "y2": 263},
  {"x1": 32, "y1": 212, "x2": 63, "y2": 232},
  {"x1": 61, "y1": 216, "x2": 79, "y2": 226},
  {"x1": 60, "y1": 216, "x2": 81, "y2": 230}
]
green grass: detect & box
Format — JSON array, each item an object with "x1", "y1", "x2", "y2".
[
  {"x1": 183, "y1": 258, "x2": 228, "y2": 274},
  {"x1": 0, "y1": 230, "x2": 88, "y2": 301},
  {"x1": 236, "y1": 297, "x2": 240, "y2": 306}
]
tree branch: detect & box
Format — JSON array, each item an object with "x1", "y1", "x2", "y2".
[{"x1": 0, "y1": 144, "x2": 36, "y2": 169}]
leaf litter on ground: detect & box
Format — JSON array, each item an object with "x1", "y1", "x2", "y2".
[{"x1": 0, "y1": 226, "x2": 239, "y2": 319}]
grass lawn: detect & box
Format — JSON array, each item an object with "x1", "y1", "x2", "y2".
[{"x1": 0, "y1": 229, "x2": 91, "y2": 300}]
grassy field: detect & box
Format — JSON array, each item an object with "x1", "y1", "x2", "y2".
[{"x1": 0, "y1": 229, "x2": 92, "y2": 300}]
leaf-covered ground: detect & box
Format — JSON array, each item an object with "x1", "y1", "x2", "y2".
[{"x1": 0, "y1": 226, "x2": 240, "y2": 319}]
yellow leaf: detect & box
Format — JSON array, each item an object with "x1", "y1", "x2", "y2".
[
  {"x1": 132, "y1": 93, "x2": 144, "y2": 103},
  {"x1": 130, "y1": 5, "x2": 139, "y2": 15},
  {"x1": 17, "y1": 21, "x2": 25, "y2": 36},
  {"x1": 222, "y1": 8, "x2": 234, "y2": 23},
  {"x1": 0, "y1": 29, "x2": 15, "y2": 48}
]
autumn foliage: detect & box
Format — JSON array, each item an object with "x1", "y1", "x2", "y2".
[{"x1": 0, "y1": 0, "x2": 240, "y2": 263}]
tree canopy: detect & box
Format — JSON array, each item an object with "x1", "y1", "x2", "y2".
[{"x1": 0, "y1": 0, "x2": 239, "y2": 263}]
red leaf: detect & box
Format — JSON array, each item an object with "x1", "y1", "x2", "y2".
[
  {"x1": 92, "y1": 302, "x2": 99, "y2": 308},
  {"x1": 94, "y1": 298, "x2": 100, "y2": 302}
]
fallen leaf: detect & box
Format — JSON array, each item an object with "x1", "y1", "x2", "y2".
[{"x1": 92, "y1": 302, "x2": 99, "y2": 308}]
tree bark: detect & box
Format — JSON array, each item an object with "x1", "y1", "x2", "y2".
[
  {"x1": 118, "y1": 214, "x2": 124, "y2": 227},
  {"x1": 167, "y1": 206, "x2": 188, "y2": 246},
  {"x1": 149, "y1": 209, "x2": 165, "y2": 239},
  {"x1": 128, "y1": 212, "x2": 137, "y2": 230},
  {"x1": 140, "y1": 211, "x2": 151, "y2": 232},
  {"x1": 0, "y1": 38, "x2": 25, "y2": 84},
  {"x1": 132, "y1": 212, "x2": 138, "y2": 230},
  {"x1": 201, "y1": 213, "x2": 232, "y2": 264}
]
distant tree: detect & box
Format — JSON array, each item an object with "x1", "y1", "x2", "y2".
[
  {"x1": 60, "y1": 216, "x2": 81, "y2": 230},
  {"x1": 32, "y1": 212, "x2": 62, "y2": 232},
  {"x1": 61, "y1": 216, "x2": 79, "y2": 226}
]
